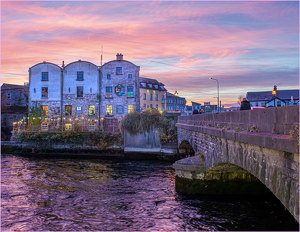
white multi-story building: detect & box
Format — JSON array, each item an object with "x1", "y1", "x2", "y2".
[{"x1": 28, "y1": 54, "x2": 140, "y2": 131}]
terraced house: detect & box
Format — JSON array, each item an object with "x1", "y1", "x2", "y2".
[{"x1": 28, "y1": 53, "x2": 140, "y2": 132}]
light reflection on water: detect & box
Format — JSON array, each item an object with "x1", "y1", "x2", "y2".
[{"x1": 1, "y1": 154, "x2": 298, "y2": 231}]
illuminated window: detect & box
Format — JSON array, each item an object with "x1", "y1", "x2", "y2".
[
  {"x1": 107, "y1": 74, "x2": 111, "y2": 80},
  {"x1": 42, "y1": 72, "x2": 48, "y2": 81},
  {"x1": 77, "y1": 86, "x2": 83, "y2": 98},
  {"x1": 128, "y1": 105, "x2": 134, "y2": 113},
  {"x1": 128, "y1": 74, "x2": 132, "y2": 79},
  {"x1": 77, "y1": 71, "x2": 84, "y2": 81},
  {"x1": 65, "y1": 105, "x2": 72, "y2": 116},
  {"x1": 116, "y1": 67, "x2": 122, "y2": 75},
  {"x1": 106, "y1": 105, "x2": 112, "y2": 115},
  {"x1": 89, "y1": 105, "x2": 95, "y2": 115},
  {"x1": 42, "y1": 105, "x2": 48, "y2": 116},
  {"x1": 41, "y1": 87, "x2": 48, "y2": 98},
  {"x1": 65, "y1": 123, "x2": 72, "y2": 131},
  {"x1": 127, "y1": 86, "x2": 134, "y2": 97},
  {"x1": 106, "y1": 87, "x2": 113, "y2": 98}
]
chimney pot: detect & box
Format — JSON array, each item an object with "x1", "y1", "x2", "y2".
[{"x1": 116, "y1": 53, "x2": 123, "y2": 60}]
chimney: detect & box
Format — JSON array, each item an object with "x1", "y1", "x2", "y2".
[
  {"x1": 62, "y1": 61, "x2": 65, "y2": 68},
  {"x1": 116, "y1": 53, "x2": 123, "y2": 61}
]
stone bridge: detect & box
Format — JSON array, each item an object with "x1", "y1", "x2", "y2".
[{"x1": 174, "y1": 106, "x2": 299, "y2": 221}]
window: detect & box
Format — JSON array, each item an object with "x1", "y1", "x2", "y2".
[
  {"x1": 34, "y1": 88, "x2": 36, "y2": 93},
  {"x1": 128, "y1": 74, "x2": 132, "y2": 79},
  {"x1": 147, "y1": 105, "x2": 149, "y2": 108},
  {"x1": 155, "y1": 94, "x2": 158, "y2": 101},
  {"x1": 65, "y1": 105, "x2": 72, "y2": 116},
  {"x1": 141, "y1": 83, "x2": 146, "y2": 88},
  {"x1": 143, "y1": 93, "x2": 146, "y2": 100},
  {"x1": 107, "y1": 74, "x2": 111, "y2": 80},
  {"x1": 127, "y1": 86, "x2": 134, "y2": 97},
  {"x1": 42, "y1": 87, "x2": 48, "y2": 98},
  {"x1": 7, "y1": 93, "x2": 11, "y2": 99},
  {"x1": 128, "y1": 105, "x2": 134, "y2": 113},
  {"x1": 162, "y1": 105, "x2": 165, "y2": 111},
  {"x1": 68, "y1": 88, "x2": 71, "y2": 93},
  {"x1": 255, "y1": 102, "x2": 258, "y2": 107},
  {"x1": 42, "y1": 72, "x2": 48, "y2": 81},
  {"x1": 116, "y1": 67, "x2": 122, "y2": 75},
  {"x1": 89, "y1": 124, "x2": 96, "y2": 131},
  {"x1": 143, "y1": 104, "x2": 146, "y2": 109},
  {"x1": 89, "y1": 105, "x2": 95, "y2": 115},
  {"x1": 42, "y1": 105, "x2": 48, "y2": 116},
  {"x1": 41, "y1": 123, "x2": 48, "y2": 131},
  {"x1": 65, "y1": 123, "x2": 72, "y2": 131},
  {"x1": 106, "y1": 87, "x2": 113, "y2": 98},
  {"x1": 261, "y1": 102, "x2": 266, "y2": 107},
  {"x1": 150, "y1": 93, "x2": 153, "y2": 101},
  {"x1": 162, "y1": 95, "x2": 165, "y2": 103},
  {"x1": 117, "y1": 105, "x2": 124, "y2": 114},
  {"x1": 77, "y1": 71, "x2": 84, "y2": 81},
  {"x1": 277, "y1": 101, "x2": 281, "y2": 107},
  {"x1": 106, "y1": 105, "x2": 112, "y2": 115},
  {"x1": 75, "y1": 106, "x2": 83, "y2": 115},
  {"x1": 156, "y1": 104, "x2": 158, "y2": 109},
  {"x1": 77, "y1": 86, "x2": 83, "y2": 98},
  {"x1": 90, "y1": 88, "x2": 92, "y2": 93},
  {"x1": 150, "y1": 104, "x2": 153, "y2": 109}
]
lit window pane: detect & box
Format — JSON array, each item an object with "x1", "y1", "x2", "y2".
[
  {"x1": 106, "y1": 105, "x2": 112, "y2": 115},
  {"x1": 128, "y1": 105, "x2": 134, "y2": 113},
  {"x1": 89, "y1": 105, "x2": 95, "y2": 115}
]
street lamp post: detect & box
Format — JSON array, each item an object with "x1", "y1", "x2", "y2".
[
  {"x1": 210, "y1": 78, "x2": 219, "y2": 112},
  {"x1": 174, "y1": 91, "x2": 178, "y2": 112},
  {"x1": 272, "y1": 85, "x2": 277, "y2": 107}
]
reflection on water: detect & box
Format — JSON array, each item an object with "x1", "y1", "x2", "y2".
[{"x1": 1, "y1": 154, "x2": 298, "y2": 231}]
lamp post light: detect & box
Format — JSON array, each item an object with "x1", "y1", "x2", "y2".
[
  {"x1": 210, "y1": 77, "x2": 219, "y2": 112},
  {"x1": 174, "y1": 91, "x2": 178, "y2": 112},
  {"x1": 272, "y1": 85, "x2": 277, "y2": 107}
]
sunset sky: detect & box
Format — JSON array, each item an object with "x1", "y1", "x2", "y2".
[{"x1": 1, "y1": 1, "x2": 299, "y2": 106}]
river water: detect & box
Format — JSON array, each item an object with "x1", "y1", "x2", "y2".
[{"x1": 1, "y1": 154, "x2": 298, "y2": 231}]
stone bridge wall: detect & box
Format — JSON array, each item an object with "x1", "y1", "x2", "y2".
[{"x1": 176, "y1": 106, "x2": 299, "y2": 221}]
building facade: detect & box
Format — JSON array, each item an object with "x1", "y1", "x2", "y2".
[
  {"x1": 246, "y1": 89, "x2": 299, "y2": 108},
  {"x1": 1, "y1": 83, "x2": 29, "y2": 139},
  {"x1": 139, "y1": 77, "x2": 167, "y2": 112},
  {"x1": 166, "y1": 92, "x2": 186, "y2": 114},
  {"x1": 100, "y1": 53, "x2": 140, "y2": 121},
  {"x1": 28, "y1": 53, "x2": 140, "y2": 131}
]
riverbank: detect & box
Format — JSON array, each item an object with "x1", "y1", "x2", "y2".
[{"x1": 1, "y1": 141, "x2": 182, "y2": 161}]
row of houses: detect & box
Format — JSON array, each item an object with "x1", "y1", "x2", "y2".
[{"x1": 1, "y1": 53, "x2": 189, "y2": 133}]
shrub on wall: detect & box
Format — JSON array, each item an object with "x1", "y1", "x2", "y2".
[{"x1": 121, "y1": 109, "x2": 177, "y2": 144}]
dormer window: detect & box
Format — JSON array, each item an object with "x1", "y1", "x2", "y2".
[
  {"x1": 154, "y1": 85, "x2": 158, "y2": 89},
  {"x1": 42, "y1": 72, "x2": 48, "y2": 81},
  {"x1": 141, "y1": 83, "x2": 146, "y2": 88},
  {"x1": 77, "y1": 71, "x2": 84, "y2": 81},
  {"x1": 148, "y1": 84, "x2": 153, "y2": 88}
]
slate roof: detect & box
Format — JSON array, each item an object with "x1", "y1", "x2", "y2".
[
  {"x1": 1, "y1": 83, "x2": 29, "y2": 92},
  {"x1": 139, "y1": 77, "x2": 167, "y2": 91},
  {"x1": 246, "y1": 90, "x2": 299, "y2": 101}
]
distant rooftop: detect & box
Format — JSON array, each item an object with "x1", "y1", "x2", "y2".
[
  {"x1": 1, "y1": 83, "x2": 29, "y2": 91},
  {"x1": 246, "y1": 89, "x2": 299, "y2": 101}
]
